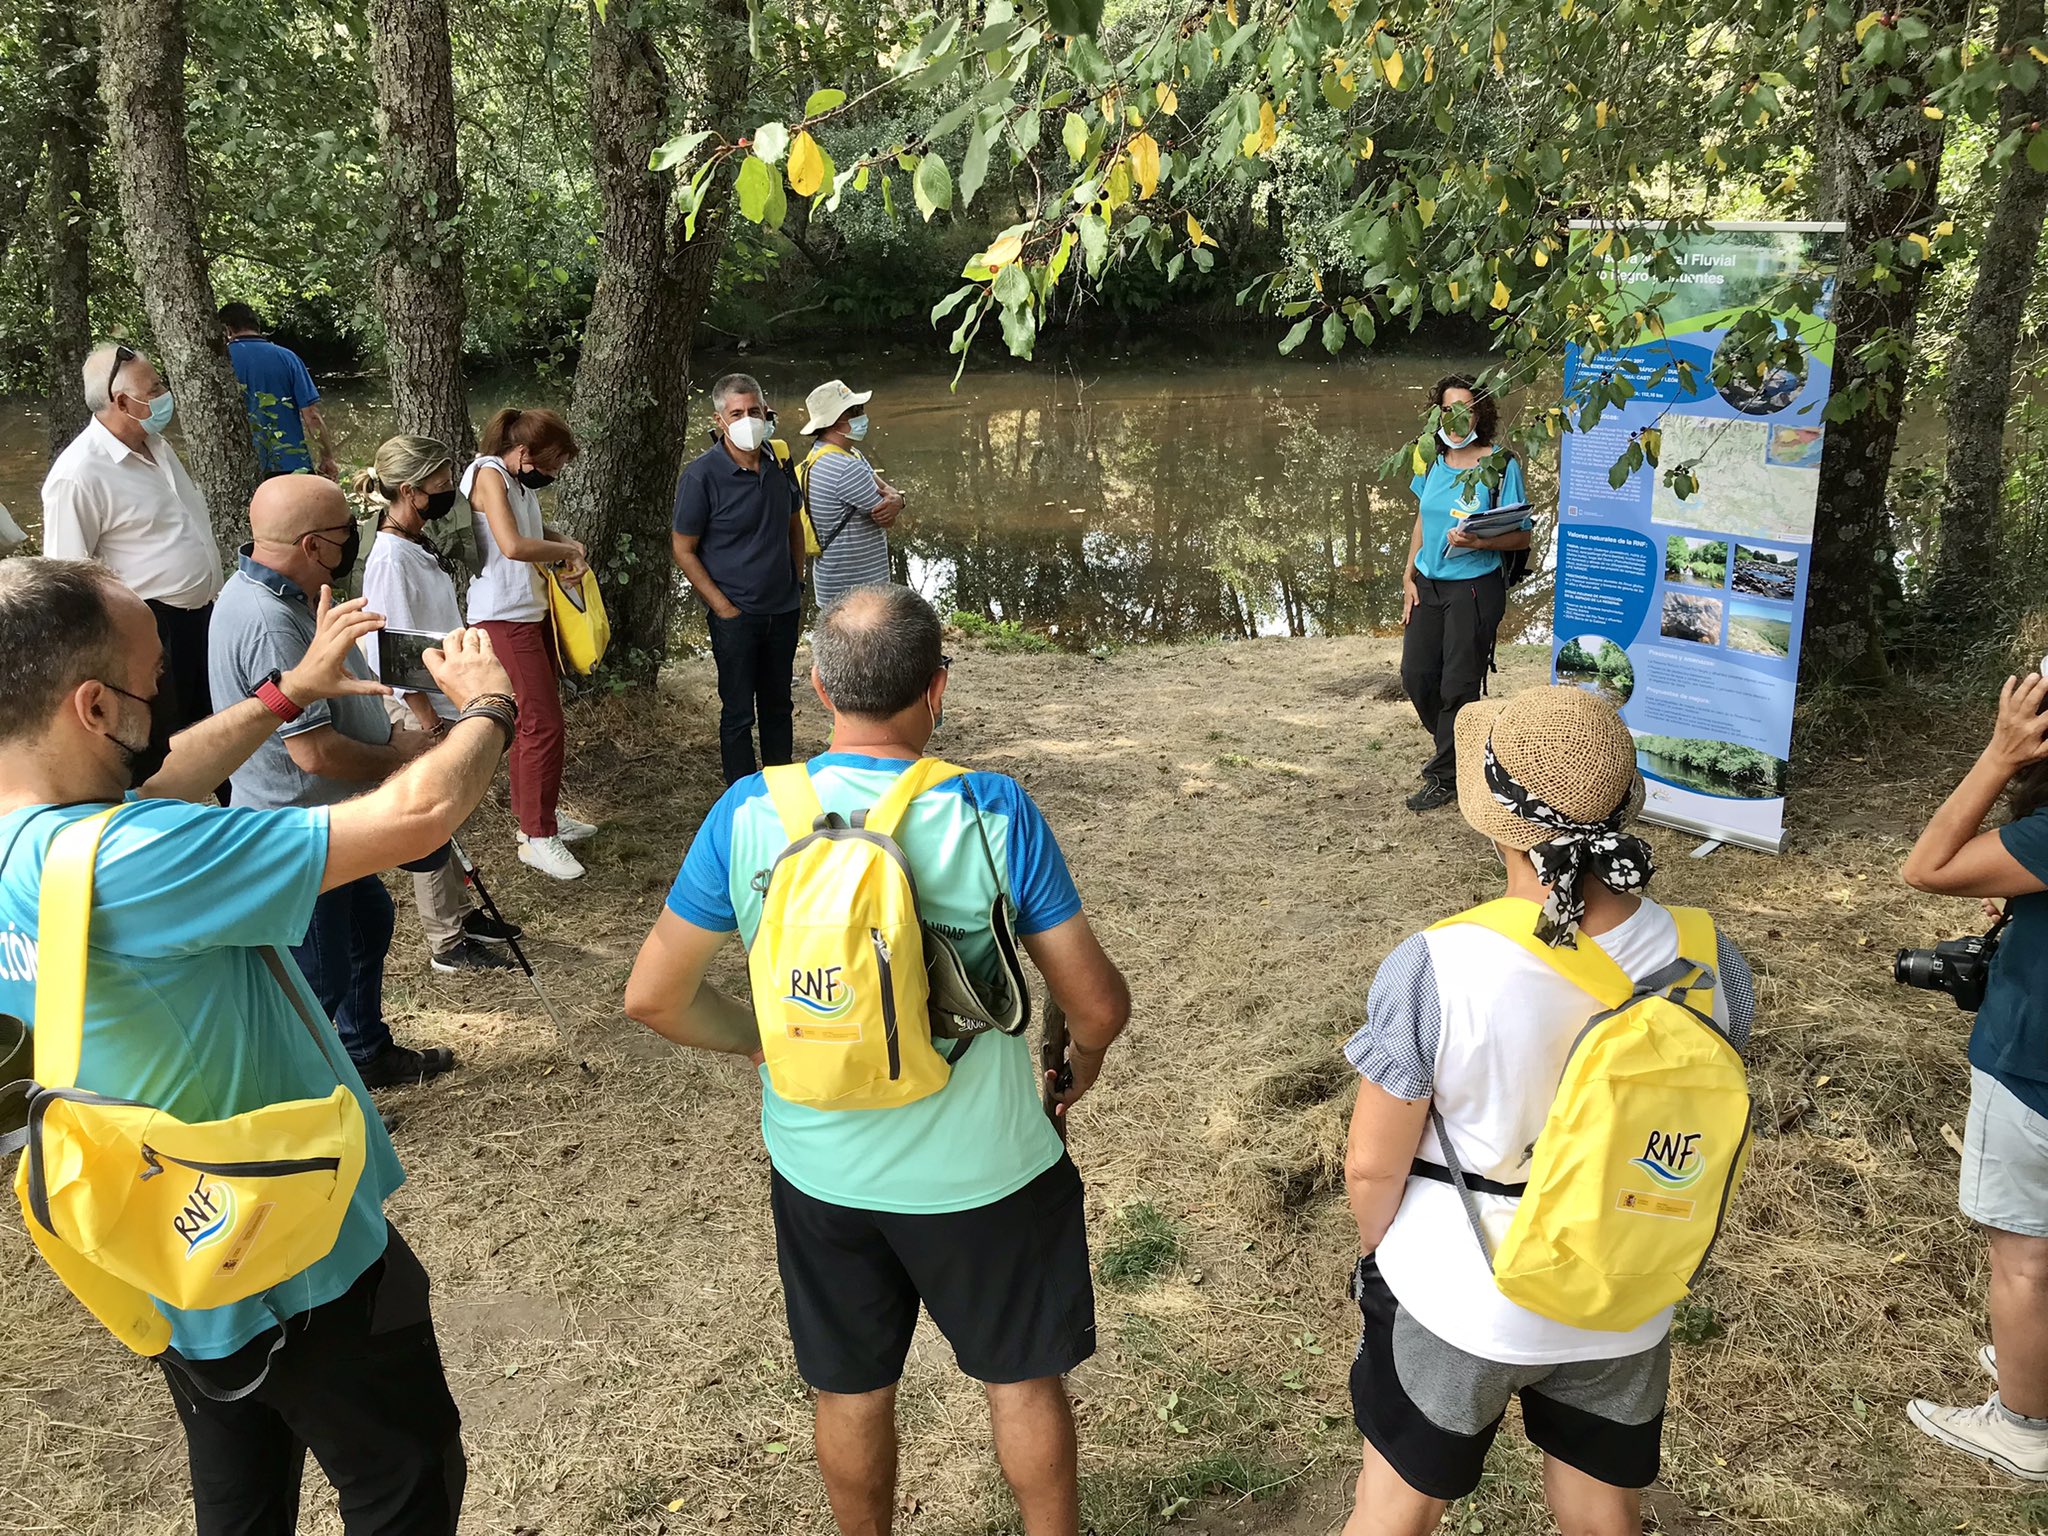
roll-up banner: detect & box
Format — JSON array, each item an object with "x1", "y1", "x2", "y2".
[{"x1": 1550, "y1": 220, "x2": 1846, "y2": 854}]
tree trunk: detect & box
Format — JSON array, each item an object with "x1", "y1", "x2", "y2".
[
  {"x1": 101, "y1": 0, "x2": 258, "y2": 541},
  {"x1": 42, "y1": 5, "x2": 98, "y2": 461},
  {"x1": 1804, "y1": 5, "x2": 1964, "y2": 685},
  {"x1": 559, "y1": 0, "x2": 750, "y2": 683},
  {"x1": 1926, "y1": 0, "x2": 2048, "y2": 624},
  {"x1": 367, "y1": 0, "x2": 473, "y2": 458}
]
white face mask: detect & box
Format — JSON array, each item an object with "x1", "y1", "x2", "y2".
[
  {"x1": 1438, "y1": 426, "x2": 1477, "y2": 450},
  {"x1": 846, "y1": 414, "x2": 871, "y2": 442},
  {"x1": 725, "y1": 415, "x2": 770, "y2": 453}
]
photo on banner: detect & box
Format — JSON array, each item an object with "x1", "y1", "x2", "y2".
[{"x1": 1550, "y1": 221, "x2": 1845, "y2": 854}]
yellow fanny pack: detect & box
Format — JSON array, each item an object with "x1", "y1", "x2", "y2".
[
  {"x1": 0, "y1": 808, "x2": 369, "y2": 1357},
  {"x1": 547, "y1": 565, "x2": 611, "y2": 677}
]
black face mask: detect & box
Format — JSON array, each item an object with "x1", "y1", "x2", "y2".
[
  {"x1": 316, "y1": 523, "x2": 362, "y2": 584},
  {"x1": 517, "y1": 468, "x2": 556, "y2": 491},
  {"x1": 419, "y1": 487, "x2": 459, "y2": 521},
  {"x1": 107, "y1": 686, "x2": 176, "y2": 789}
]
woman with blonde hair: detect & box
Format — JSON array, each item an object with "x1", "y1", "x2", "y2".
[
  {"x1": 463, "y1": 406, "x2": 593, "y2": 880},
  {"x1": 355, "y1": 435, "x2": 522, "y2": 972}
]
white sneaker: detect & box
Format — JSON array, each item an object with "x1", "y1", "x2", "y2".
[
  {"x1": 1907, "y1": 1395, "x2": 2048, "y2": 1480},
  {"x1": 1982, "y1": 1344, "x2": 1999, "y2": 1382},
  {"x1": 555, "y1": 814, "x2": 597, "y2": 844},
  {"x1": 518, "y1": 834, "x2": 585, "y2": 881}
]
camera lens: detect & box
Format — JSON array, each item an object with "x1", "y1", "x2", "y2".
[{"x1": 1895, "y1": 949, "x2": 1944, "y2": 990}]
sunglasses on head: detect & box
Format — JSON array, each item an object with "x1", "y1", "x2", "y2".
[{"x1": 106, "y1": 343, "x2": 137, "y2": 403}]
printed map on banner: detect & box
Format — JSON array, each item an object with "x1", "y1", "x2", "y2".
[{"x1": 1551, "y1": 222, "x2": 1845, "y2": 854}]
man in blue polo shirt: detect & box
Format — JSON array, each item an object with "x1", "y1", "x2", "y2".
[
  {"x1": 0, "y1": 554, "x2": 518, "y2": 1535},
  {"x1": 671, "y1": 371, "x2": 806, "y2": 784},
  {"x1": 626, "y1": 584, "x2": 1133, "y2": 1536},
  {"x1": 221, "y1": 302, "x2": 339, "y2": 479}
]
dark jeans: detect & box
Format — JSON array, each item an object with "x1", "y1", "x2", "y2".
[
  {"x1": 149, "y1": 598, "x2": 226, "y2": 802},
  {"x1": 291, "y1": 875, "x2": 395, "y2": 1066},
  {"x1": 1401, "y1": 570, "x2": 1508, "y2": 786},
  {"x1": 708, "y1": 607, "x2": 801, "y2": 785},
  {"x1": 162, "y1": 1229, "x2": 465, "y2": 1536}
]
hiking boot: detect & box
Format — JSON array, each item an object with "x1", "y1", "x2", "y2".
[
  {"x1": 430, "y1": 938, "x2": 517, "y2": 975},
  {"x1": 518, "y1": 834, "x2": 585, "y2": 881},
  {"x1": 1907, "y1": 1395, "x2": 2048, "y2": 1480},
  {"x1": 461, "y1": 908, "x2": 524, "y2": 946},
  {"x1": 1406, "y1": 780, "x2": 1456, "y2": 812},
  {"x1": 357, "y1": 1044, "x2": 458, "y2": 1091}
]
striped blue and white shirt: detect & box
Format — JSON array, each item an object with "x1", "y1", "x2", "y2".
[{"x1": 803, "y1": 446, "x2": 893, "y2": 609}]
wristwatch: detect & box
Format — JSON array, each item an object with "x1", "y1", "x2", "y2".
[{"x1": 250, "y1": 668, "x2": 303, "y2": 724}]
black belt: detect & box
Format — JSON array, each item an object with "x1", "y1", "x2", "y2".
[{"x1": 1409, "y1": 1158, "x2": 1528, "y2": 1199}]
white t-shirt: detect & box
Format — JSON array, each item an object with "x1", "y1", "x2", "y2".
[
  {"x1": 1346, "y1": 898, "x2": 1755, "y2": 1366},
  {"x1": 460, "y1": 456, "x2": 546, "y2": 624},
  {"x1": 361, "y1": 530, "x2": 464, "y2": 720},
  {"x1": 40, "y1": 419, "x2": 224, "y2": 608}
]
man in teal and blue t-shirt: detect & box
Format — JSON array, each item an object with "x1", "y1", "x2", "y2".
[
  {"x1": 627, "y1": 584, "x2": 1133, "y2": 1536},
  {"x1": 0, "y1": 556, "x2": 518, "y2": 1536}
]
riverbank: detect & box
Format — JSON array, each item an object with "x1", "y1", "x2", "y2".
[{"x1": 0, "y1": 637, "x2": 2019, "y2": 1536}]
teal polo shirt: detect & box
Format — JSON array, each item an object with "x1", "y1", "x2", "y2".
[
  {"x1": 666, "y1": 755, "x2": 1083, "y2": 1213},
  {"x1": 1971, "y1": 806, "x2": 2048, "y2": 1118},
  {"x1": 0, "y1": 797, "x2": 404, "y2": 1359},
  {"x1": 1410, "y1": 450, "x2": 1530, "y2": 581}
]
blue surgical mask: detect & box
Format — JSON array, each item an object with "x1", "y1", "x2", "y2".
[
  {"x1": 1438, "y1": 426, "x2": 1476, "y2": 450},
  {"x1": 846, "y1": 414, "x2": 871, "y2": 442},
  {"x1": 136, "y1": 391, "x2": 176, "y2": 435}
]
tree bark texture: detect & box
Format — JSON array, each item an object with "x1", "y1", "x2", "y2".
[
  {"x1": 101, "y1": 0, "x2": 258, "y2": 542},
  {"x1": 42, "y1": 4, "x2": 98, "y2": 461},
  {"x1": 1805, "y1": 5, "x2": 1964, "y2": 685},
  {"x1": 367, "y1": 0, "x2": 473, "y2": 458},
  {"x1": 559, "y1": 0, "x2": 750, "y2": 683},
  {"x1": 1927, "y1": 0, "x2": 2048, "y2": 623}
]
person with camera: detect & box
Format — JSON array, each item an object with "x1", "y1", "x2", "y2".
[
  {"x1": 1902, "y1": 669, "x2": 2048, "y2": 1480},
  {"x1": 0, "y1": 555, "x2": 519, "y2": 1535}
]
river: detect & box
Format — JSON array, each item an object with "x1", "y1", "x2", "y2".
[{"x1": 0, "y1": 334, "x2": 1562, "y2": 648}]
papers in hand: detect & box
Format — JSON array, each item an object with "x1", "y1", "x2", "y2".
[{"x1": 1456, "y1": 501, "x2": 1534, "y2": 540}]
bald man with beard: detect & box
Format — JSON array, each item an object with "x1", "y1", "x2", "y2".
[{"x1": 210, "y1": 476, "x2": 455, "y2": 1089}]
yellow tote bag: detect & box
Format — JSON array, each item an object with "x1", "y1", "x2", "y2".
[
  {"x1": 2, "y1": 809, "x2": 368, "y2": 1353},
  {"x1": 547, "y1": 565, "x2": 611, "y2": 677}
]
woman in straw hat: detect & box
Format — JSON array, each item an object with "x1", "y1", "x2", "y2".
[{"x1": 1335, "y1": 686, "x2": 1755, "y2": 1536}]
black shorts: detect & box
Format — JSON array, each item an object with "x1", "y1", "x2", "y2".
[
  {"x1": 1349, "y1": 1254, "x2": 1668, "y2": 1501},
  {"x1": 770, "y1": 1156, "x2": 1096, "y2": 1394}
]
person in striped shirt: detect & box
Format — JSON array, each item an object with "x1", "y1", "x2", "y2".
[{"x1": 798, "y1": 378, "x2": 904, "y2": 611}]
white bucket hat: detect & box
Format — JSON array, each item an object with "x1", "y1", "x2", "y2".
[{"x1": 800, "y1": 379, "x2": 874, "y2": 436}]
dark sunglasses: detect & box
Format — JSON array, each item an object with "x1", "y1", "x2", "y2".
[{"x1": 105, "y1": 343, "x2": 137, "y2": 403}]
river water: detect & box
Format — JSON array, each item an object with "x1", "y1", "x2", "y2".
[{"x1": 1, "y1": 334, "x2": 1557, "y2": 647}]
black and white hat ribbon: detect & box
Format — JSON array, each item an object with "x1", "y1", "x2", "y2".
[{"x1": 1483, "y1": 736, "x2": 1654, "y2": 947}]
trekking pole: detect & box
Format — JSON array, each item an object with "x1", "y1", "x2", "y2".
[
  {"x1": 1040, "y1": 998, "x2": 1072, "y2": 1143},
  {"x1": 448, "y1": 836, "x2": 593, "y2": 1076}
]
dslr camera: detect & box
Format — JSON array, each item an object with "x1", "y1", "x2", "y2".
[{"x1": 1894, "y1": 919, "x2": 2006, "y2": 1013}]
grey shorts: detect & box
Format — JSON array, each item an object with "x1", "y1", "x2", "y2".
[{"x1": 1961, "y1": 1068, "x2": 2048, "y2": 1237}]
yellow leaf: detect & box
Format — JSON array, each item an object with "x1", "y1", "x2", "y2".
[
  {"x1": 1560, "y1": 0, "x2": 1575, "y2": 18},
  {"x1": 667, "y1": 1499, "x2": 686, "y2": 1513},
  {"x1": 1417, "y1": 197, "x2": 1437, "y2": 226},
  {"x1": 1595, "y1": 100, "x2": 1610, "y2": 129},
  {"x1": 1128, "y1": 132, "x2": 1162, "y2": 199},
  {"x1": 1905, "y1": 232, "x2": 1931, "y2": 257},
  {"x1": 1854, "y1": 9, "x2": 1884, "y2": 41},
  {"x1": 2032, "y1": 45, "x2": 2048, "y2": 63},
  {"x1": 1593, "y1": 230, "x2": 1613, "y2": 257},
  {"x1": 1936, "y1": 220, "x2": 1954, "y2": 236},
  {"x1": 1156, "y1": 82, "x2": 1179, "y2": 114},
  {"x1": 1225, "y1": 0, "x2": 1238, "y2": 23},
  {"x1": 1384, "y1": 48, "x2": 1405, "y2": 90},
  {"x1": 1497, "y1": 195, "x2": 1509, "y2": 213},
  {"x1": 1340, "y1": 70, "x2": 1357, "y2": 90},
  {"x1": 1532, "y1": 243, "x2": 1549, "y2": 267},
  {"x1": 979, "y1": 232, "x2": 1024, "y2": 268},
  {"x1": 1492, "y1": 24, "x2": 1506, "y2": 76},
  {"x1": 1923, "y1": 103, "x2": 1944, "y2": 119},
  {"x1": 1411, "y1": 442, "x2": 1428, "y2": 476},
  {"x1": 1104, "y1": 158, "x2": 1132, "y2": 213},
  {"x1": 1243, "y1": 99, "x2": 1276, "y2": 156},
  {"x1": 1704, "y1": 144, "x2": 1725, "y2": 170},
  {"x1": 1449, "y1": 279, "x2": 1463, "y2": 302},
  {"x1": 1359, "y1": 136, "x2": 1375, "y2": 159},
  {"x1": 1311, "y1": 270, "x2": 1324, "y2": 292},
  {"x1": 1491, "y1": 278, "x2": 1511, "y2": 311},
  {"x1": 1186, "y1": 212, "x2": 1214, "y2": 248},
  {"x1": 787, "y1": 130, "x2": 827, "y2": 196},
  {"x1": 1423, "y1": 45, "x2": 1435, "y2": 83},
  {"x1": 1329, "y1": 0, "x2": 1352, "y2": 15}
]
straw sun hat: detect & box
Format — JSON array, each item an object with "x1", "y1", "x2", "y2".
[{"x1": 1454, "y1": 684, "x2": 1644, "y2": 851}]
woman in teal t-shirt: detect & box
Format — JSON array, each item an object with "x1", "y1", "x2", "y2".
[
  {"x1": 1902, "y1": 669, "x2": 2048, "y2": 1480},
  {"x1": 1398, "y1": 376, "x2": 1531, "y2": 811}
]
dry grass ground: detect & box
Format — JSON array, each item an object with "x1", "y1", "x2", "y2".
[{"x1": 2, "y1": 636, "x2": 2042, "y2": 1536}]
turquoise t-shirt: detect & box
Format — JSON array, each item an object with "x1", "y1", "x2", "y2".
[
  {"x1": 1409, "y1": 449, "x2": 1529, "y2": 581},
  {"x1": 0, "y1": 797, "x2": 405, "y2": 1359},
  {"x1": 666, "y1": 754, "x2": 1083, "y2": 1214},
  {"x1": 1970, "y1": 807, "x2": 2048, "y2": 1118}
]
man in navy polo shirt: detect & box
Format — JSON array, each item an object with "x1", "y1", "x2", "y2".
[
  {"x1": 221, "y1": 302, "x2": 339, "y2": 479},
  {"x1": 671, "y1": 372, "x2": 806, "y2": 784}
]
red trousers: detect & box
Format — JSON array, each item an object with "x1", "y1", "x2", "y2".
[{"x1": 478, "y1": 619, "x2": 564, "y2": 838}]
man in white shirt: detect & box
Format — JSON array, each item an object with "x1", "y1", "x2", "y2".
[{"x1": 42, "y1": 343, "x2": 226, "y2": 775}]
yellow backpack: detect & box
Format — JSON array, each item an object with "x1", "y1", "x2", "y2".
[
  {"x1": 794, "y1": 440, "x2": 859, "y2": 559},
  {"x1": 747, "y1": 759, "x2": 976, "y2": 1110},
  {"x1": 0, "y1": 809, "x2": 370, "y2": 1356},
  {"x1": 546, "y1": 564, "x2": 611, "y2": 677},
  {"x1": 1423, "y1": 899, "x2": 1752, "y2": 1333}
]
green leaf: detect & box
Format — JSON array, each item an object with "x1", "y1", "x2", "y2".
[
  {"x1": 993, "y1": 262, "x2": 1032, "y2": 306},
  {"x1": 1350, "y1": 306, "x2": 1376, "y2": 347},
  {"x1": 751, "y1": 121, "x2": 789, "y2": 164},
  {"x1": 736, "y1": 156, "x2": 773, "y2": 222},
  {"x1": 1321, "y1": 312, "x2": 1347, "y2": 354},
  {"x1": 961, "y1": 121, "x2": 992, "y2": 207},
  {"x1": 2029, "y1": 129, "x2": 2048, "y2": 175},
  {"x1": 1043, "y1": 0, "x2": 1105, "y2": 37},
  {"x1": 804, "y1": 88, "x2": 847, "y2": 116},
  {"x1": 1280, "y1": 317, "x2": 1313, "y2": 354},
  {"x1": 761, "y1": 161, "x2": 788, "y2": 227},
  {"x1": 881, "y1": 172, "x2": 895, "y2": 218},
  {"x1": 1077, "y1": 213, "x2": 1109, "y2": 274},
  {"x1": 1062, "y1": 111, "x2": 1090, "y2": 165},
  {"x1": 649, "y1": 129, "x2": 712, "y2": 172},
  {"x1": 932, "y1": 285, "x2": 976, "y2": 326},
  {"x1": 999, "y1": 299, "x2": 1037, "y2": 357},
  {"x1": 913, "y1": 153, "x2": 954, "y2": 220},
  {"x1": 1607, "y1": 457, "x2": 1629, "y2": 490}
]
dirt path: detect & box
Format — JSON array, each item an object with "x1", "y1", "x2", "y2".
[{"x1": 0, "y1": 638, "x2": 2030, "y2": 1535}]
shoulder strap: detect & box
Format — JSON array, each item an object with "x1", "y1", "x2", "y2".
[
  {"x1": 256, "y1": 946, "x2": 357, "y2": 1082},
  {"x1": 763, "y1": 764, "x2": 828, "y2": 843},
  {"x1": 1429, "y1": 897, "x2": 1635, "y2": 1010},
  {"x1": 862, "y1": 759, "x2": 967, "y2": 839},
  {"x1": 1489, "y1": 448, "x2": 1519, "y2": 510},
  {"x1": 1663, "y1": 906, "x2": 1720, "y2": 1013},
  {"x1": 33, "y1": 808, "x2": 121, "y2": 1089}
]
